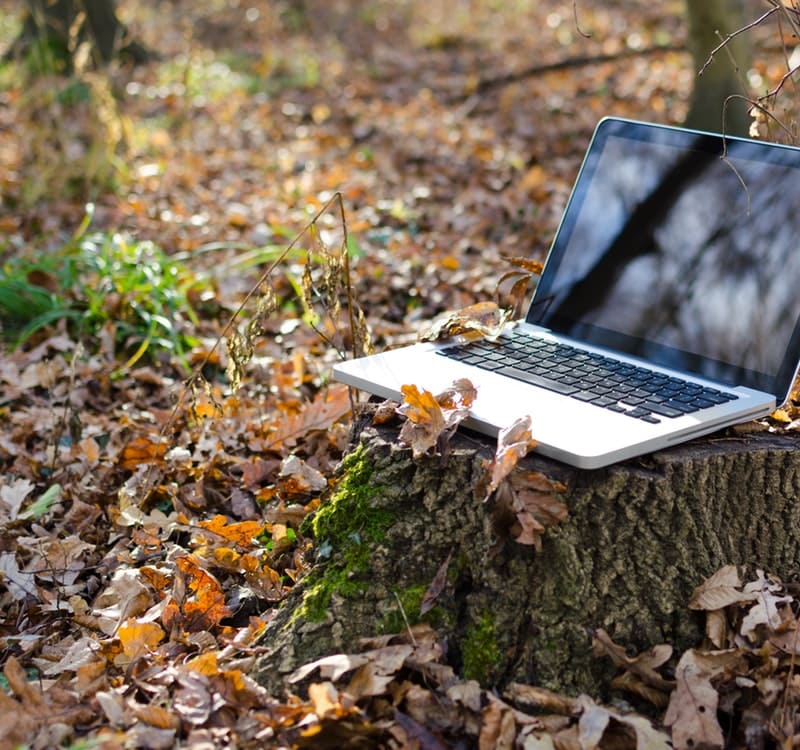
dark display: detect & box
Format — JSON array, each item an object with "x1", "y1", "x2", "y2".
[{"x1": 528, "y1": 119, "x2": 800, "y2": 397}]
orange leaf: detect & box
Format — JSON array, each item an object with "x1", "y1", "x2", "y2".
[
  {"x1": 199, "y1": 515, "x2": 266, "y2": 548},
  {"x1": 184, "y1": 652, "x2": 220, "y2": 677},
  {"x1": 118, "y1": 619, "x2": 164, "y2": 660},
  {"x1": 213, "y1": 546, "x2": 242, "y2": 570},
  {"x1": 120, "y1": 435, "x2": 168, "y2": 470},
  {"x1": 398, "y1": 385, "x2": 445, "y2": 457},
  {"x1": 133, "y1": 704, "x2": 181, "y2": 730},
  {"x1": 398, "y1": 379, "x2": 477, "y2": 457},
  {"x1": 170, "y1": 556, "x2": 231, "y2": 631}
]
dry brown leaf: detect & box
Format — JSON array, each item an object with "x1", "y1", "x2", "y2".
[
  {"x1": 0, "y1": 477, "x2": 35, "y2": 522},
  {"x1": 289, "y1": 653, "x2": 371, "y2": 684},
  {"x1": 504, "y1": 682, "x2": 578, "y2": 716},
  {"x1": 576, "y1": 695, "x2": 672, "y2": 750},
  {"x1": 346, "y1": 663, "x2": 397, "y2": 700},
  {"x1": 479, "y1": 698, "x2": 516, "y2": 750},
  {"x1": 590, "y1": 629, "x2": 674, "y2": 693},
  {"x1": 663, "y1": 649, "x2": 742, "y2": 750},
  {"x1": 609, "y1": 670, "x2": 671, "y2": 709},
  {"x1": 173, "y1": 676, "x2": 213, "y2": 726},
  {"x1": 308, "y1": 681, "x2": 347, "y2": 720},
  {"x1": 0, "y1": 689, "x2": 37, "y2": 748},
  {"x1": 120, "y1": 434, "x2": 168, "y2": 470},
  {"x1": 4, "y1": 655, "x2": 47, "y2": 713},
  {"x1": 259, "y1": 384, "x2": 351, "y2": 451},
  {"x1": 740, "y1": 570, "x2": 792, "y2": 638},
  {"x1": 495, "y1": 469, "x2": 568, "y2": 549},
  {"x1": 689, "y1": 565, "x2": 756, "y2": 611},
  {"x1": 420, "y1": 550, "x2": 452, "y2": 615},
  {"x1": 133, "y1": 703, "x2": 181, "y2": 731},
  {"x1": 419, "y1": 301, "x2": 512, "y2": 343},
  {"x1": 398, "y1": 379, "x2": 476, "y2": 457},
  {"x1": 477, "y1": 416, "x2": 536, "y2": 502}
]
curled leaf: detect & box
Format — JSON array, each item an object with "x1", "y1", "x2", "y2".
[
  {"x1": 477, "y1": 416, "x2": 536, "y2": 502},
  {"x1": 398, "y1": 379, "x2": 477, "y2": 457},
  {"x1": 419, "y1": 301, "x2": 512, "y2": 343}
]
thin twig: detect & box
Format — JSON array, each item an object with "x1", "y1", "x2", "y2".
[
  {"x1": 572, "y1": 0, "x2": 591, "y2": 39},
  {"x1": 393, "y1": 591, "x2": 418, "y2": 646},
  {"x1": 698, "y1": 6, "x2": 780, "y2": 77}
]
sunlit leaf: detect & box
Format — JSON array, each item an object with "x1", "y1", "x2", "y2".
[
  {"x1": 419, "y1": 301, "x2": 512, "y2": 343},
  {"x1": 118, "y1": 619, "x2": 165, "y2": 660}
]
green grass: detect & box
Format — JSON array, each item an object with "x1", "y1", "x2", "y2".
[{"x1": 0, "y1": 212, "x2": 209, "y2": 370}]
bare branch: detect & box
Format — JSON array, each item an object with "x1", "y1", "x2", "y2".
[{"x1": 698, "y1": 6, "x2": 780, "y2": 77}]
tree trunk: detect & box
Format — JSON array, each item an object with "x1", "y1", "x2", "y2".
[
  {"x1": 684, "y1": 0, "x2": 752, "y2": 136},
  {"x1": 8, "y1": 0, "x2": 150, "y2": 68},
  {"x1": 254, "y1": 415, "x2": 800, "y2": 698}
]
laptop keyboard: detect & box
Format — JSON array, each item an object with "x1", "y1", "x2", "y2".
[{"x1": 436, "y1": 329, "x2": 738, "y2": 424}]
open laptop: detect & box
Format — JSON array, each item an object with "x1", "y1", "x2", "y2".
[{"x1": 333, "y1": 117, "x2": 800, "y2": 468}]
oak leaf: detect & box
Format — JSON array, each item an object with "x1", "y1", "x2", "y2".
[
  {"x1": 198, "y1": 514, "x2": 266, "y2": 548},
  {"x1": 398, "y1": 379, "x2": 477, "y2": 457}
]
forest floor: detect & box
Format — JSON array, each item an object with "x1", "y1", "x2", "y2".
[{"x1": 2, "y1": 1, "x2": 800, "y2": 747}]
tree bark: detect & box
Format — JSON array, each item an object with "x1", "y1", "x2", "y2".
[
  {"x1": 684, "y1": 0, "x2": 752, "y2": 136},
  {"x1": 8, "y1": 0, "x2": 150, "y2": 68},
  {"x1": 254, "y1": 415, "x2": 800, "y2": 698}
]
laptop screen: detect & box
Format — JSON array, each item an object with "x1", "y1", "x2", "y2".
[{"x1": 527, "y1": 117, "x2": 800, "y2": 399}]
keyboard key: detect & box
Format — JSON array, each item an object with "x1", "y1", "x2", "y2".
[
  {"x1": 642, "y1": 402, "x2": 684, "y2": 418},
  {"x1": 638, "y1": 414, "x2": 662, "y2": 424},
  {"x1": 497, "y1": 366, "x2": 580, "y2": 395}
]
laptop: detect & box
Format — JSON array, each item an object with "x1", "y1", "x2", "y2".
[{"x1": 333, "y1": 117, "x2": 800, "y2": 468}]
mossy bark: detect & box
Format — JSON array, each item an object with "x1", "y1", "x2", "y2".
[{"x1": 254, "y1": 420, "x2": 800, "y2": 697}]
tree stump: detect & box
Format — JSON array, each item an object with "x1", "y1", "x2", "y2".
[{"x1": 254, "y1": 415, "x2": 800, "y2": 697}]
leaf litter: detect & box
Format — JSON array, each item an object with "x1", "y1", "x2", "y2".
[{"x1": 3, "y1": 0, "x2": 800, "y2": 747}]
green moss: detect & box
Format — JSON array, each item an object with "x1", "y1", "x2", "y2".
[
  {"x1": 461, "y1": 613, "x2": 503, "y2": 685},
  {"x1": 379, "y1": 583, "x2": 428, "y2": 633},
  {"x1": 311, "y1": 446, "x2": 393, "y2": 545},
  {"x1": 294, "y1": 446, "x2": 394, "y2": 623}
]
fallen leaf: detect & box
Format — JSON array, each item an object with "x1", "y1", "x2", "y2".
[
  {"x1": 479, "y1": 697, "x2": 516, "y2": 750},
  {"x1": 477, "y1": 416, "x2": 536, "y2": 501},
  {"x1": 308, "y1": 681, "x2": 345, "y2": 719},
  {"x1": 120, "y1": 434, "x2": 168, "y2": 470},
  {"x1": 118, "y1": 619, "x2": 165, "y2": 660},
  {"x1": 419, "y1": 301, "x2": 513, "y2": 343},
  {"x1": 197, "y1": 514, "x2": 266, "y2": 548},
  {"x1": 289, "y1": 653, "x2": 370, "y2": 684},
  {"x1": 663, "y1": 649, "x2": 743, "y2": 750},
  {"x1": 591, "y1": 629, "x2": 674, "y2": 693},
  {"x1": 420, "y1": 550, "x2": 452, "y2": 615},
  {"x1": 689, "y1": 565, "x2": 756, "y2": 611},
  {"x1": 577, "y1": 695, "x2": 672, "y2": 750},
  {"x1": 0, "y1": 477, "x2": 35, "y2": 521}
]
